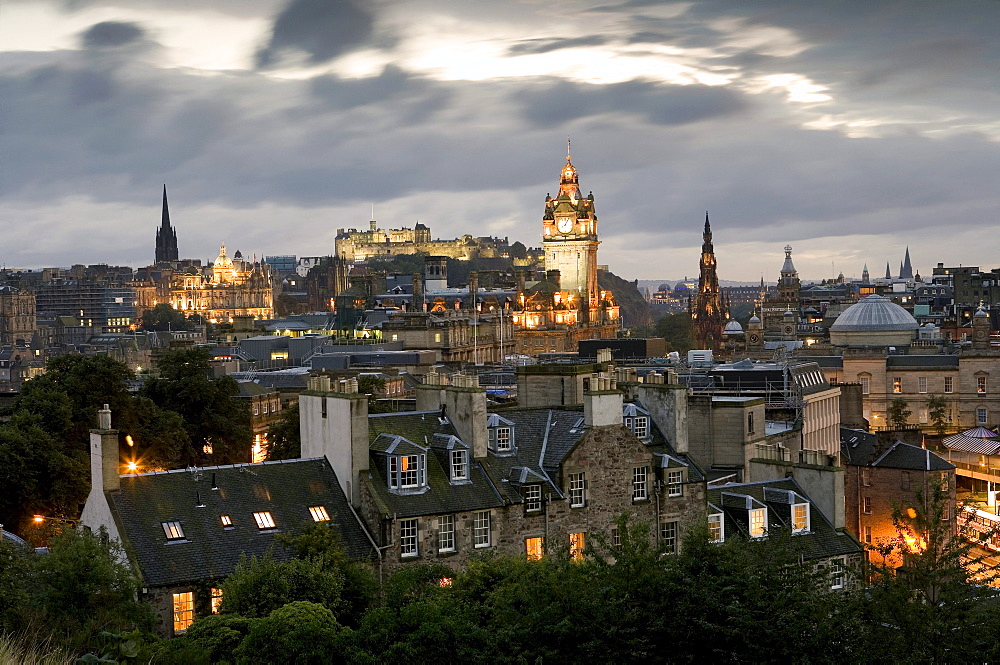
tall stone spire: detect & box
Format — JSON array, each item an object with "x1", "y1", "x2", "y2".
[
  {"x1": 861, "y1": 263, "x2": 870, "y2": 284},
  {"x1": 155, "y1": 185, "x2": 179, "y2": 264},
  {"x1": 885, "y1": 262, "x2": 892, "y2": 280},
  {"x1": 692, "y1": 212, "x2": 726, "y2": 351},
  {"x1": 900, "y1": 246, "x2": 913, "y2": 280}
]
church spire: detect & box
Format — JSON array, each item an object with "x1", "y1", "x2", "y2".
[
  {"x1": 155, "y1": 185, "x2": 179, "y2": 264},
  {"x1": 885, "y1": 262, "x2": 892, "y2": 280},
  {"x1": 900, "y1": 246, "x2": 913, "y2": 279},
  {"x1": 693, "y1": 212, "x2": 725, "y2": 351}
]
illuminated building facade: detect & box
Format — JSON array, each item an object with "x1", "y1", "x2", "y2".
[
  {"x1": 168, "y1": 244, "x2": 274, "y2": 323},
  {"x1": 512, "y1": 149, "x2": 619, "y2": 354},
  {"x1": 691, "y1": 213, "x2": 728, "y2": 351}
]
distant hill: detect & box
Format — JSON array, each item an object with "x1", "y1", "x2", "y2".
[{"x1": 600, "y1": 270, "x2": 652, "y2": 329}]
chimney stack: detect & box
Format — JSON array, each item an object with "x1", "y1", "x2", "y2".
[
  {"x1": 300, "y1": 384, "x2": 369, "y2": 507},
  {"x1": 444, "y1": 376, "x2": 488, "y2": 459},
  {"x1": 584, "y1": 378, "x2": 624, "y2": 428},
  {"x1": 468, "y1": 271, "x2": 479, "y2": 311},
  {"x1": 546, "y1": 269, "x2": 561, "y2": 288},
  {"x1": 91, "y1": 404, "x2": 120, "y2": 493},
  {"x1": 412, "y1": 273, "x2": 424, "y2": 312}
]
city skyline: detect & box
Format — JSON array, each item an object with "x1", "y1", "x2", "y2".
[{"x1": 3, "y1": 0, "x2": 999, "y2": 280}]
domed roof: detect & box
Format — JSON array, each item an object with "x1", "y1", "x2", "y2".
[
  {"x1": 214, "y1": 243, "x2": 234, "y2": 269},
  {"x1": 749, "y1": 315, "x2": 761, "y2": 324},
  {"x1": 723, "y1": 320, "x2": 744, "y2": 334},
  {"x1": 829, "y1": 295, "x2": 918, "y2": 332}
]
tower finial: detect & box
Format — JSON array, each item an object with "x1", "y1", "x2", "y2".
[{"x1": 567, "y1": 137, "x2": 571, "y2": 161}]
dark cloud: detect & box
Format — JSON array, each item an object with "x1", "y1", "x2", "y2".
[
  {"x1": 507, "y1": 35, "x2": 609, "y2": 56},
  {"x1": 515, "y1": 79, "x2": 747, "y2": 128},
  {"x1": 256, "y1": 0, "x2": 374, "y2": 68},
  {"x1": 80, "y1": 21, "x2": 144, "y2": 48}
]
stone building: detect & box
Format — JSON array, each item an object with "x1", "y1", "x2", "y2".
[
  {"x1": 841, "y1": 427, "x2": 955, "y2": 569},
  {"x1": 0, "y1": 286, "x2": 35, "y2": 346},
  {"x1": 78, "y1": 405, "x2": 376, "y2": 637},
  {"x1": 299, "y1": 371, "x2": 705, "y2": 573},
  {"x1": 335, "y1": 220, "x2": 519, "y2": 263},
  {"x1": 691, "y1": 213, "x2": 728, "y2": 351},
  {"x1": 762, "y1": 245, "x2": 802, "y2": 337}
]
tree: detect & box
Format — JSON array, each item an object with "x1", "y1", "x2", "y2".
[
  {"x1": 140, "y1": 303, "x2": 191, "y2": 331},
  {"x1": 220, "y1": 553, "x2": 346, "y2": 621},
  {"x1": 653, "y1": 312, "x2": 695, "y2": 353},
  {"x1": 140, "y1": 348, "x2": 252, "y2": 465},
  {"x1": 887, "y1": 397, "x2": 912, "y2": 428},
  {"x1": 265, "y1": 401, "x2": 300, "y2": 461},
  {"x1": 119, "y1": 397, "x2": 190, "y2": 471},
  {"x1": 233, "y1": 601, "x2": 348, "y2": 665},
  {"x1": 357, "y1": 374, "x2": 392, "y2": 414},
  {"x1": 928, "y1": 394, "x2": 949, "y2": 436}
]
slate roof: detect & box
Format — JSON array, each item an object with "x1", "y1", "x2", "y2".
[
  {"x1": 109, "y1": 458, "x2": 376, "y2": 588},
  {"x1": 943, "y1": 427, "x2": 1000, "y2": 455},
  {"x1": 706, "y1": 478, "x2": 862, "y2": 560},
  {"x1": 840, "y1": 427, "x2": 953, "y2": 470},
  {"x1": 886, "y1": 355, "x2": 959, "y2": 370}
]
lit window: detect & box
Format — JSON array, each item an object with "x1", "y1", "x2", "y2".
[
  {"x1": 749, "y1": 508, "x2": 767, "y2": 537},
  {"x1": 220, "y1": 514, "x2": 233, "y2": 528},
  {"x1": 708, "y1": 513, "x2": 724, "y2": 543},
  {"x1": 792, "y1": 503, "x2": 810, "y2": 533},
  {"x1": 830, "y1": 558, "x2": 845, "y2": 590},
  {"x1": 661, "y1": 521, "x2": 678, "y2": 554},
  {"x1": 400, "y1": 518, "x2": 418, "y2": 557},
  {"x1": 526, "y1": 536, "x2": 544, "y2": 561},
  {"x1": 524, "y1": 484, "x2": 542, "y2": 512},
  {"x1": 451, "y1": 450, "x2": 468, "y2": 482},
  {"x1": 569, "y1": 532, "x2": 586, "y2": 561},
  {"x1": 474, "y1": 511, "x2": 491, "y2": 548},
  {"x1": 309, "y1": 506, "x2": 330, "y2": 522},
  {"x1": 944, "y1": 376, "x2": 954, "y2": 394},
  {"x1": 253, "y1": 511, "x2": 276, "y2": 530},
  {"x1": 918, "y1": 377, "x2": 927, "y2": 394},
  {"x1": 210, "y1": 588, "x2": 223, "y2": 614},
  {"x1": 569, "y1": 472, "x2": 586, "y2": 508},
  {"x1": 172, "y1": 592, "x2": 194, "y2": 634},
  {"x1": 438, "y1": 515, "x2": 455, "y2": 553},
  {"x1": 980, "y1": 376, "x2": 988, "y2": 394},
  {"x1": 434, "y1": 332, "x2": 442, "y2": 343},
  {"x1": 389, "y1": 454, "x2": 425, "y2": 490},
  {"x1": 892, "y1": 377, "x2": 902, "y2": 393},
  {"x1": 162, "y1": 521, "x2": 185, "y2": 540},
  {"x1": 667, "y1": 470, "x2": 684, "y2": 498},
  {"x1": 632, "y1": 467, "x2": 648, "y2": 501}
]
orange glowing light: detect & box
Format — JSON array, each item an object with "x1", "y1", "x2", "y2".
[
  {"x1": 33, "y1": 515, "x2": 44, "y2": 523},
  {"x1": 438, "y1": 577, "x2": 453, "y2": 587},
  {"x1": 125, "y1": 435, "x2": 134, "y2": 447},
  {"x1": 127, "y1": 462, "x2": 138, "y2": 472}
]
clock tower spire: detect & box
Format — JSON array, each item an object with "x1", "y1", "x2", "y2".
[{"x1": 542, "y1": 145, "x2": 600, "y2": 322}]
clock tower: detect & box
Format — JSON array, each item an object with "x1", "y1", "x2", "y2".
[{"x1": 541, "y1": 145, "x2": 600, "y2": 322}]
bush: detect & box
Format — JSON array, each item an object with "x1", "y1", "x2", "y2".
[
  {"x1": 220, "y1": 553, "x2": 345, "y2": 620},
  {"x1": 233, "y1": 601, "x2": 346, "y2": 664}
]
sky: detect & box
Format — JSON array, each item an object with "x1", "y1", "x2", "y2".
[{"x1": 2, "y1": 0, "x2": 999, "y2": 282}]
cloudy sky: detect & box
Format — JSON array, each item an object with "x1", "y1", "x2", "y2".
[{"x1": 2, "y1": 0, "x2": 999, "y2": 282}]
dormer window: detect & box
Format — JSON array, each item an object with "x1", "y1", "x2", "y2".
[
  {"x1": 633, "y1": 416, "x2": 648, "y2": 438},
  {"x1": 389, "y1": 454, "x2": 426, "y2": 490},
  {"x1": 524, "y1": 484, "x2": 542, "y2": 512},
  {"x1": 451, "y1": 450, "x2": 469, "y2": 482},
  {"x1": 749, "y1": 508, "x2": 767, "y2": 538},
  {"x1": 495, "y1": 427, "x2": 511, "y2": 452},
  {"x1": 791, "y1": 502, "x2": 810, "y2": 534},
  {"x1": 666, "y1": 469, "x2": 684, "y2": 497}
]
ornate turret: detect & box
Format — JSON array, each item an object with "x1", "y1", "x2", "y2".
[
  {"x1": 155, "y1": 185, "x2": 179, "y2": 264},
  {"x1": 692, "y1": 212, "x2": 727, "y2": 351}
]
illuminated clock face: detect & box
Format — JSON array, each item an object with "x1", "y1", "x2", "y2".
[{"x1": 557, "y1": 218, "x2": 573, "y2": 233}]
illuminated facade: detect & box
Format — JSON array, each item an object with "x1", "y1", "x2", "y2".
[
  {"x1": 513, "y1": 149, "x2": 619, "y2": 354},
  {"x1": 691, "y1": 213, "x2": 728, "y2": 351},
  {"x1": 168, "y1": 244, "x2": 274, "y2": 323}
]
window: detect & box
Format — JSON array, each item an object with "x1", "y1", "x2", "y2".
[
  {"x1": 667, "y1": 470, "x2": 684, "y2": 497},
  {"x1": 861, "y1": 467, "x2": 871, "y2": 487},
  {"x1": 474, "y1": 511, "x2": 491, "y2": 548},
  {"x1": 830, "y1": 558, "x2": 845, "y2": 590},
  {"x1": 220, "y1": 515, "x2": 233, "y2": 528},
  {"x1": 253, "y1": 511, "x2": 276, "y2": 530},
  {"x1": 389, "y1": 454, "x2": 425, "y2": 490},
  {"x1": 708, "y1": 514, "x2": 724, "y2": 543},
  {"x1": 526, "y1": 536, "x2": 544, "y2": 561},
  {"x1": 892, "y1": 377, "x2": 902, "y2": 393},
  {"x1": 524, "y1": 484, "x2": 542, "y2": 512},
  {"x1": 633, "y1": 467, "x2": 648, "y2": 502},
  {"x1": 749, "y1": 508, "x2": 767, "y2": 538},
  {"x1": 438, "y1": 515, "x2": 455, "y2": 552},
  {"x1": 980, "y1": 376, "x2": 988, "y2": 393},
  {"x1": 569, "y1": 472, "x2": 586, "y2": 507},
  {"x1": 612, "y1": 527, "x2": 621, "y2": 548},
  {"x1": 400, "y1": 518, "x2": 418, "y2": 557},
  {"x1": 863, "y1": 497, "x2": 872, "y2": 514},
  {"x1": 978, "y1": 408, "x2": 989, "y2": 425},
  {"x1": 791, "y1": 503, "x2": 810, "y2": 534},
  {"x1": 450, "y1": 450, "x2": 468, "y2": 481},
  {"x1": 748, "y1": 412, "x2": 754, "y2": 434},
  {"x1": 172, "y1": 592, "x2": 194, "y2": 634},
  {"x1": 309, "y1": 506, "x2": 330, "y2": 522},
  {"x1": 942, "y1": 504, "x2": 950, "y2": 521},
  {"x1": 944, "y1": 376, "x2": 954, "y2": 393},
  {"x1": 162, "y1": 521, "x2": 185, "y2": 540},
  {"x1": 495, "y1": 427, "x2": 512, "y2": 452},
  {"x1": 211, "y1": 588, "x2": 223, "y2": 614},
  {"x1": 569, "y1": 532, "x2": 586, "y2": 561},
  {"x1": 434, "y1": 332, "x2": 442, "y2": 343},
  {"x1": 860, "y1": 376, "x2": 870, "y2": 395},
  {"x1": 864, "y1": 526, "x2": 872, "y2": 544},
  {"x1": 900, "y1": 471, "x2": 912, "y2": 491},
  {"x1": 919, "y1": 377, "x2": 927, "y2": 393},
  {"x1": 633, "y1": 416, "x2": 649, "y2": 438},
  {"x1": 661, "y1": 521, "x2": 678, "y2": 554}
]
